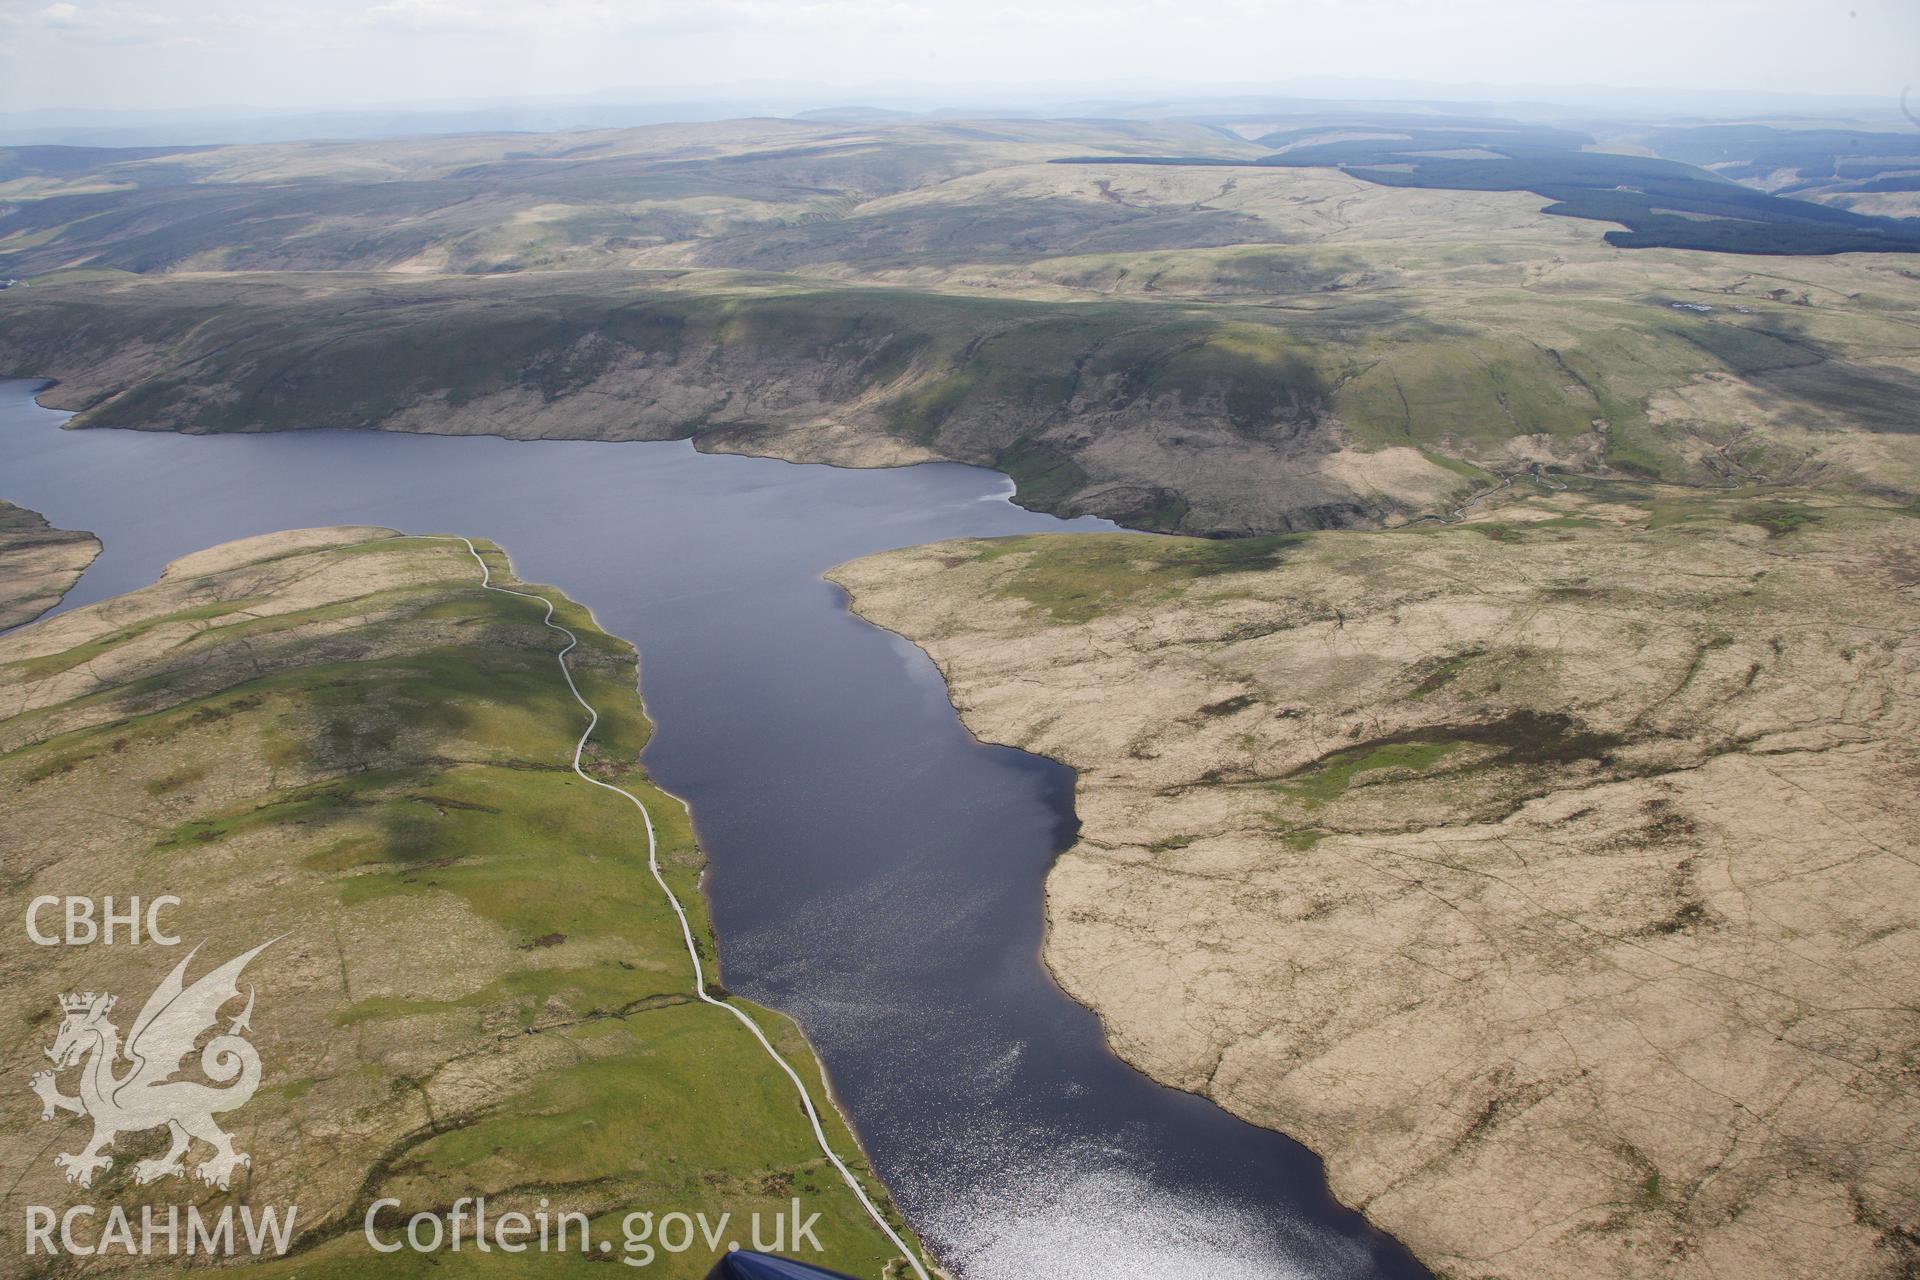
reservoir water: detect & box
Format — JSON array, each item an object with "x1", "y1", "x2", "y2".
[{"x1": 0, "y1": 379, "x2": 1426, "y2": 1280}]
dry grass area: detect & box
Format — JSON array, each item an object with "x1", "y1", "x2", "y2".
[
  {"x1": 0, "y1": 528, "x2": 919, "y2": 1277},
  {"x1": 6, "y1": 123, "x2": 1919, "y2": 538},
  {"x1": 0, "y1": 501, "x2": 97, "y2": 631},
  {"x1": 834, "y1": 485, "x2": 1920, "y2": 1280}
]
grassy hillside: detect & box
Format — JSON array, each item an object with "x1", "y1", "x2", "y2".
[
  {"x1": 3, "y1": 110, "x2": 1916, "y2": 1280},
  {"x1": 6, "y1": 247, "x2": 1918, "y2": 535},
  {"x1": 834, "y1": 482, "x2": 1920, "y2": 1280},
  {"x1": 2, "y1": 117, "x2": 1917, "y2": 536},
  {"x1": 0, "y1": 119, "x2": 1258, "y2": 277},
  {"x1": 0, "y1": 500, "x2": 98, "y2": 630},
  {"x1": 1632, "y1": 123, "x2": 1920, "y2": 218},
  {"x1": 1060, "y1": 126, "x2": 1920, "y2": 255},
  {"x1": 0, "y1": 528, "x2": 921, "y2": 1278}
]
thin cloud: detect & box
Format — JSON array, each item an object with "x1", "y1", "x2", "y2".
[{"x1": 0, "y1": 0, "x2": 1914, "y2": 113}]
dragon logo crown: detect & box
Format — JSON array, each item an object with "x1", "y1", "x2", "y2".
[{"x1": 35, "y1": 940, "x2": 277, "y2": 1193}]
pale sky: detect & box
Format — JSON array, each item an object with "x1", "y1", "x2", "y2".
[{"x1": 0, "y1": 0, "x2": 1914, "y2": 116}]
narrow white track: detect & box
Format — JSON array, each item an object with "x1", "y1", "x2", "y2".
[{"x1": 441, "y1": 535, "x2": 930, "y2": 1280}]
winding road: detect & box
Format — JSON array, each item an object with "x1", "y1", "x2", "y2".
[{"x1": 444, "y1": 535, "x2": 931, "y2": 1280}]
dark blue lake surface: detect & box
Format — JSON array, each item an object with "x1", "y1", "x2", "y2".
[{"x1": 0, "y1": 379, "x2": 1424, "y2": 1280}]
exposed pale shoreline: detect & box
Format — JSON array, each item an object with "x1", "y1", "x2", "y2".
[
  {"x1": 0, "y1": 499, "x2": 100, "y2": 632},
  {"x1": 830, "y1": 496, "x2": 1920, "y2": 1280},
  {"x1": 825, "y1": 558, "x2": 1416, "y2": 1266}
]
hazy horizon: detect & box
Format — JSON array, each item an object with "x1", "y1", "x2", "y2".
[{"x1": 1, "y1": 0, "x2": 1915, "y2": 122}]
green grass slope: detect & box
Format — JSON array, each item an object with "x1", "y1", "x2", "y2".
[
  {"x1": 2, "y1": 118, "x2": 1917, "y2": 536},
  {"x1": 0, "y1": 529, "x2": 921, "y2": 1278}
]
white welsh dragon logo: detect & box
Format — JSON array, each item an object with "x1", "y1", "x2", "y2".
[{"x1": 29, "y1": 940, "x2": 276, "y2": 1191}]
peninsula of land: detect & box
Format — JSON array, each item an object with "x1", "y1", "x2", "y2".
[
  {"x1": 836, "y1": 483, "x2": 1920, "y2": 1280},
  {"x1": 0, "y1": 526, "x2": 920, "y2": 1278}
]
